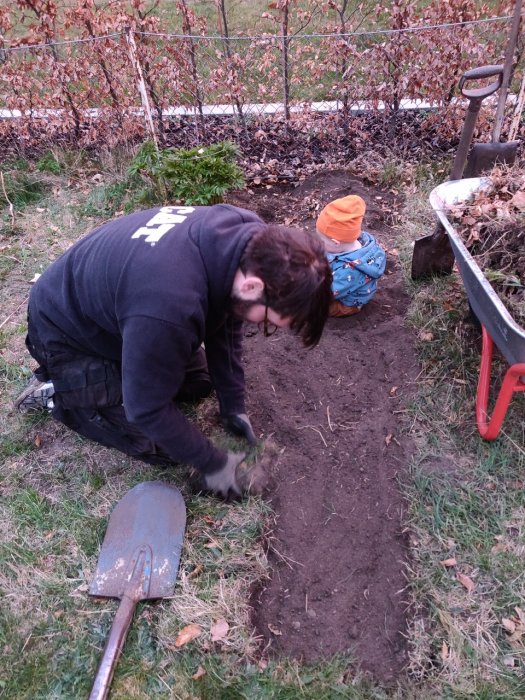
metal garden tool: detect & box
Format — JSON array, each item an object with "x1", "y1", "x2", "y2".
[
  {"x1": 88, "y1": 481, "x2": 186, "y2": 700},
  {"x1": 464, "y1": 0, "x2": 522, "y2": 176},
  {"x1": 411, "y1": 64, "x2": 503, "y2": 279}
]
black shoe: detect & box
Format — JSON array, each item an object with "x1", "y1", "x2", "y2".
[
  {"x1": 176, "y1": 375, "x2": 212, "y2": 403},
  {"x1": 14, "y1": 376, "x2": 55, "y2": 413}
]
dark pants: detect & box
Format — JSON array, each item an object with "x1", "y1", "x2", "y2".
[{"x1": 26, "y1": 325, "x2": 211, "y2": 465}]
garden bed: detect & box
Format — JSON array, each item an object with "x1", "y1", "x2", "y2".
[{"x1": 224, "y1": 170, "x2": 418, "y2": 682}]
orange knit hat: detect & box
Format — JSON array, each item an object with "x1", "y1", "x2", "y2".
[{"x1": 316, "y1": 195, "x2": 366, "y2": 243}]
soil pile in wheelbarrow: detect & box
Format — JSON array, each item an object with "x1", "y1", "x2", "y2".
[{"x1": 447, "y1": 165, "x2": 525, "y2": 326}]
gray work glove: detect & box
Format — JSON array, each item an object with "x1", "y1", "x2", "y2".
[
  {"x1": 202, "y1": 450, "x2": 269, "y2": 499},
  {"x1": 203, "y1": 451, "x2": 245, "y2": 499},
  {"x1": 222, "y1": 412, "x2": 257, "y2": 445}
]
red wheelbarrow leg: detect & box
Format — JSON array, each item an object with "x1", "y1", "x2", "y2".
[{"x1": 476, "y1": 326, "x2": 525, "y2": 440}]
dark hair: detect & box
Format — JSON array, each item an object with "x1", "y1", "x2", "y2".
[{"x1": 240, "y1": 224, "x2": 332, "y2": 347}]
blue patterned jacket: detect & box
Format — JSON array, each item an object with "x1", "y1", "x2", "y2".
[{"x1": 326, "y1": 231, "x2": 386, "y2": 309}]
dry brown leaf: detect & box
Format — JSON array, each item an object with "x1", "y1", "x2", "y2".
[
  {"x1": 440, "y1": 557, "x2": 457, "y2": 567},
  {"x1": 174, "y1": 624, "x2": 202, "y2": 647},
  {"x1": 419, "y1": 331, "x2": 434, "y2": 342},
  {"x1": 385, "y1": 433, "x2": 393, "y2": 446},
  {"x1": 189, "y1": 564, "x2": 204, "y2": 579},
  {"x1": 502, "y1": 618, "x2": 516, "y2": 634},
  {"x1": 502, "y1": 607, "x2": 525, "y2": 648},
  {"x1": 456, "y1": 572, "x2": 475, "y2": 593},
  {"x1": 491, "y1": 543, "x2": 508, "y2": 554},
  {"x1": 192, "y1": 665, "x2": 206, "y2": 680},
  {"x1": 510, "y1": 189, "x2": 525, "y2": 211},
  {"x1": 441, "y1": 641, "x2": 449, "y2": 659},
  {"x1": 268, "y1": 623, "x2": 282, "y2": 636},
  {"x1": 389, "y1": 386, "x2": 398, "y2": 397},
  {"x1": 34, "y1": 435, "x2": 43, "y2": 448},
  {"x1": 210, "y1": 618, "x2": 229, "y2": 642}
]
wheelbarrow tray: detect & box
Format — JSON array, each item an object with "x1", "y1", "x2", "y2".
[{"x1": 429, "y1": 177, "x2": 525, "y2": 366}]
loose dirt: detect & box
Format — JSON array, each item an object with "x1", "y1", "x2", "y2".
[{"x1": 225, "y1": 171, "x2": 419, "y2": 683}]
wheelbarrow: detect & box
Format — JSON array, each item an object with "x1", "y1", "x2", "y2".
[
  {"x1": 429, "y1": 177, "x2": 525, "y2": 440},
  {"x1": 411, "y1": 65, "x2": 519, "y2": 280}
]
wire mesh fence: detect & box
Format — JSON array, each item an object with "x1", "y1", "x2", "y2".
[{"x1": 0, "y1": 12, "x2": 522, "y2": 154}]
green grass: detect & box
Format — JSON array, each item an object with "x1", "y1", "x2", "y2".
[
  {"x1": 397, "y1": 186, "x2": 525, "y2": 694},
  {"x1": 1, "y1": 150, "x2": 525, "y2": 697}
]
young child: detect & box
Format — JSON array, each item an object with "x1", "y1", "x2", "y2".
[{"x1": 316, "y1": 194, "x2": 386, "y2": 317}]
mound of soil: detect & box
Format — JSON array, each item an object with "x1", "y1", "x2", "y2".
[{"x1": 225, "y1": 172, "x2": 419, "y2": 683}]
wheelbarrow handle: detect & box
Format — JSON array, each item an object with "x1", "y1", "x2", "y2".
[{"x1": 459, "y1": 64, "x2": 503, "y2": 99}]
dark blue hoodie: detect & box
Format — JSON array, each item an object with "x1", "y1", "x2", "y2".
[{"x1": 29, "y1": 204, "x2": 264, "y2": 472}]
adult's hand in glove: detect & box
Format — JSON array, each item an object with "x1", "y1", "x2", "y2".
[
  {"x1": 223, "y1": 413, "x2": 257, "y2": 445},
  {"x1": 203, "y1": 451, "x2": 245, "y2": 499},
  {"x1": 202, "y1": 450, "x2": 269, "y2": 499}
]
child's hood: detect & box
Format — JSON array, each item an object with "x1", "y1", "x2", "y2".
[{"x1": 328, "y1": 231, "x2": 386, "y2": 279}]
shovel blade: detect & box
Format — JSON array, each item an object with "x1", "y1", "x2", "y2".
[
  {"x1": 464, "y1": 141, "x2": 519, "y2": 178},
  {"x1": 90, "y1": 481, "x2": 186, "y2": 600},
  {"x1": 411, "y1": 227, "x2": 456, "y2": 279}
]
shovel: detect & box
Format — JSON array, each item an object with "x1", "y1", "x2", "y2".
[
  {"x1": 88, "y1": 481, "x2": 186, "y2": 700},
  {"x1": 411, "y1": 65, "x2": 503, "y2": 279},
  {"x1": 464, "y1": 0, "x2": 522, "y2": 176}
]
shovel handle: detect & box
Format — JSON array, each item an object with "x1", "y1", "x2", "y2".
[
  {"x1": 89, "y1": 595, "x2": 136, "y2": 700},
  {"x1": 450, "y1": 65, "x2": 504, "y2": 181},
  {"x1": 459, "y1": 65, "x2": 503, "y2": 99}
]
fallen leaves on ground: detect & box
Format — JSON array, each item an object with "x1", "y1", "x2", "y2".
[
  {"x1": 174, "y1": 624, "x2": 202, "y2": 648},
  {"x1": 189, "y1": 563, "x2": 204, "y2": 579},
  {"x1": 456, "y1": 572, "x2": 475, "y2": 593},
  {"x1": 418, "y1": 331, "x2": 434, "y2": 342},
  {"x1": 210, "y1": 618, "x2": 229, "y2": 642},
  {"x1": 502, "y1": 607, "x2": 525, "y2": 647},
  {"x1": 440, "y1": 557, "x2": 457, "y2": 567}
]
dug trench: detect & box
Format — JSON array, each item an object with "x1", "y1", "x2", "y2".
[{"x1": 225, "y1": 171, "x2": 420, "y2": 683}]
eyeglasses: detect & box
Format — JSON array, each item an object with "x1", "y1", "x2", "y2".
[{"x1": 258, "y1": 303, "x2": 278, "y2": 337}]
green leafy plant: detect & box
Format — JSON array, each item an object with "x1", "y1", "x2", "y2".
[
  {"x1": 128, "y1": 141, "x2": 245, "y2": 206},
  {"x1": 36, "y1": 151, "x2": 62, "y2": 174},
  {"x1": 79, "y1": 179, "x2": 135, "y2": 218}
]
